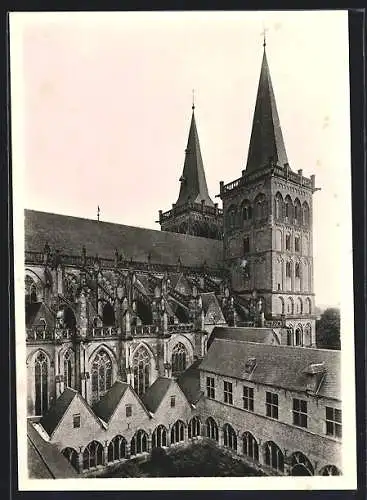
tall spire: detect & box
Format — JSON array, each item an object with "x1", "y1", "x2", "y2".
[
  {"x1": 176, "y1": 104, "x2": 214, "y2": 207},
  {"x1": 245, "y1": 43, "x2": 289, "y2": 173}
]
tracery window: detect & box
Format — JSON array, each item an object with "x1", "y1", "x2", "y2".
[
  {"x1": 243, "y1": 432, "x2": 259, "y2": 461},
  {"x1": 264, "y1": 441, "x2": 284, "y2": 472},
  {"x1": 188, "y1": 416, "x2": 201, "y2": 439},
  {"x1": 320, "y1": 465, "x2": 341, "y2": 476},
  {"x1": 62, "y1": 447, "x2": 78, "y2": 471},
  {"x1": 131, "y1": 430, "x2": 148, "y2": 455},
  {"x1": 291, "y1": 451, "x2": 314, "y2": 476},
  {"x1": 108, "y1": 435, "x2": 127, "y2": 462},
  {"x1": 83, "y1": 441, "x2": 104, "y2": 470},
  {"x1": 171, "y1": 420, "x2": 185, "y2": 444},
  {"x1": 171, "y1": 342, "x2": 187, "y2": 376},
  {"x1": 223, "y1": 423, "x2": 237, "y2": 451},
  {"x1": 64, "y1": 350, "x2": 74, "y2": 388},
  {"x1": 35, "y1": 351, "x2": 48, "y2": 415},
  {"x1": 205, "y1": 417, "x2": 219, "y2": 441},
  {"x1": 152, "y1": 425, "x2": 168, "y2": 448},
  {"x1": 91, "y1": 349, "x2": 113, "y2": 403},
  {"x1": 132, "y1": 345, "x2": 150, "y2": 396}
]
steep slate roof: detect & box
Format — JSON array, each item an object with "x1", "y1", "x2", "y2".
[
  {"x1": 245, "y1": 47, "x2": 289, "y2": 173},
  {"x1": 142, "y1": 377, "x2": 173, "y2": 413},
  {"x1": 25, "y1": 209, "x2": 223, "y2": 268},
  {"x1": 25, "y1": 301, "x2": 55, "y2": 328},
  {"x1": 40, "y1": 388, "x2": 77, "y2": 437},
  {"x1": 200, "y1": 339, "x2": 340, "y2": 400},
  {"x1": 207, "y1": 326, "x2": 279, "y2": 349},
  {"x1": 93, "y1": 381, "x2": 130, "y2": 423},
  {"x1": 175, "y1": 108, "x2": 214, "y2": 207},
  {"x1": 27, "y1": 421, "x2": 78, "y2": 478},
  {"x1": 177, "y1": 359, "x2": 203, "y2": 405}
]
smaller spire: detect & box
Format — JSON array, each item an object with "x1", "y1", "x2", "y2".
[
  {"x1": 97, "y1": 205, "x2": 100, "y2": 222},
  {"x1": 192, "y1": 88, "x2": 195, "y2": 111}
]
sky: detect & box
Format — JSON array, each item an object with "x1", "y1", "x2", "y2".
[{"x1": 11, "y1": 10, "x2": 352, "y2": 308}]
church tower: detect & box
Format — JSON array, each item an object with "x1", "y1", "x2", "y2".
[
  {"x1": 159, "y1": 103, "x2": 223, "y2": 240},
  {"x1": 219, "y1": 40, "x2": 318, "y2": 347}
]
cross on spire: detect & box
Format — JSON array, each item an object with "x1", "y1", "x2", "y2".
[
  {"x1": 261, "y1": 26, "x2": 268, "y2": 48},
  {"x1": 192, "y1": 89, "x2": 195, "y2": 110},
  {"x1": 97, "y1": 205, "x2": 100, "y2": 221}
]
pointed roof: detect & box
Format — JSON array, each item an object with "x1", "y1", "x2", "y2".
[
  {"x1": 176, "y1": 108, "x2": 214, "y2": 207},
  {"x1": 40, "y1": 388, "x2": 77, "y2": 437},
  {"x1": 245, "y1": 47, "x2": 289, "y2": 173},
  {"x1": 142, "y1": 377, "x2": 173, "y2": 413},
  {"x1": 92, "y1": 381, "x2": 130, "y2": 423}
]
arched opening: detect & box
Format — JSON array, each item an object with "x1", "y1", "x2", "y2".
[
  {"x1": 284, "y1": 195, "x2": 293, "y2": 222},
  {"x1": 291, "y1": 451, "x2": 314, "y2": 476},
  {"x1": 108, "y1": 435, "x2": 127, "y2": 462},
  {"x1": 274, "y1": 192, "x2": 284, "y2": 220},
  {"x1": 91, "y1": 349, "x2": 113, "y2": 403},
  {"x1": 243, "y1": 432, "x2": 259, "y2": 462},
  {"x1": 132, "y1": 345, "x2": 151, "y2": 396},
  {"x1": 254, "y1": 194, "x2": 267, "y2": 220},
  {"x1": 131, "y1": 430, "x2": 148, "y2": 456},
  {"x1": 188, "y1": 416, "x2": 201, "y2": 439},
  {"x1": 320, "y1": 465, "x2": 341, "y2": 476},
  {"x1": 34, "y1": 351, "x2": 48, "y2": 415},
  {"x1": 205, "y1": 417, "x2": 219, "y2": 441},
  {"x1": 83, "y1": 441, "x2": 104, "y2": 470},
  {"x1": 63, "y1": 350, "x2": 74, "y2": 388},
  {"x1": 171, "y1": 342, "x2": 187, "y2": 376},
  {"x1": 171, "y1": 420, "x2": 185, "y2": 444},
  {"x1": 62, "y1": 447, "x2": 78, "y2": 471},
  {"x1": 306, "y1": 298, "x2": 312, "y2": 314},
  {"x1": 223, "y1": 423, "x2": 237, "y2": 451},
  {"x1": 264, "y1": 441, "x2": 284, "y2": 473},
  {"x1": 295, "y1": 325, "x2": 303, "y2": 346},
  {"x1": 287, "y1": 297, "x2": 294, "y2": 315},
  {"x1": 287, "y1": 326, "x2": 294, "y2": 346},
  {"x1": 304, "y1": 323, "x2": 312, "y2": 347},
  {"x1": 294, "y1": 198, "x2": 301, "y2": 225},
  {"x1": 279, "y1": 297, "x2": 285, "y2": 315},
  {"x1": 152, "y1": 425, "x2": 168, "y2": 448},
  {"x1": 241, "y1": 199, "x2": 252, "y2": 223},
  {"x1": 136, "y1": 299, "x2": 153, "y2": 325},
  {"x1": 227, "y1": 205, "x2": 238, "y2": 230},
  {"x1": 302, "y1": 201, "x2": 310, "y2": 226},
  {"x1": 102, "y1": 302, "x2": 115, "y2": 326}
]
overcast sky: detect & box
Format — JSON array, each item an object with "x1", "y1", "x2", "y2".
[{"x1": 11, "y1": 10, "x2": 351, "y2": 308}]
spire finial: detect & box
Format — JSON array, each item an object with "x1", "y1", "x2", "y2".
[
  {"x1": 261, "y1": 25, "x2": 268, "y2": 49},
  {"x1": 97, "y1": 205, "x2": 100, "y2": 222},
  {"x1": 192, "y1": 88, "x2": 195, "y2": 110}
]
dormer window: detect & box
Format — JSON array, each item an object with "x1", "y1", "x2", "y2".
[{"x1": 244, "y1": 357, "x2": 256, "y2": 374}]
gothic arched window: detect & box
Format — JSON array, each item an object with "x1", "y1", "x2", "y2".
[
  {"x1": 274, "y1": 193, "x2": 283, "y2": 220},
  {"x1": 223, "y1": 423, "x2": 237, "y2": 451},
  {"x1": 302, "y1": 202, "x2": 310, "y2": 226},
  {"x1": 64, "y1": 350, "x2": 74, "y2": 388},
  {"x1": 131, "y1": 430, "x2": 148, "y2": 455},
  {"x1": 241, "y1": 200, "x2": 252, "y2": 222},
  {"x1": 284, "y1": 195, "x2": 293, "y2": 221},
  {"x1": 291, "y1": 451, "x2": 314, "y2": 476},
  {"x1": 264, "y1": 441, "x2": 284, "y2": 473},
  {"x1": 188, "y1": 416, "x2": 201, "y2": 439},
  {"x1": 171, "y1": 342, "x2": 187, "y2": 376},
  {"x1": 205, "y1": 417, "x2": 218, "y2": 441},
  {"x1": 108, "y1": 435, "x2": 127, "y2": 462},
  {"x1": 82, "y1": 440, "x2": 104, "y2": 470},
  {"x1": 320, "y1": 465, "x2": 341, "y2": 476},
  {"x1": 227, "y1": 205, "x2": 237, "y2": 229},
  {"x1": 171, "y1": 420, "x2": 185, "y2": 444},
  {"x1": 35, "y1": 351, "x2": 48, "y2": 415},
  {"x1": 62, "y1": 447, "x2": 78, "y2": 471},
  {"x1": 102, "y1": 302, "x2": 115, "y2": 326},
  {"x1": 243, "y1": 432, "x2": 259, "y2": 461},
  {"x1": 254, "y1": 194, "x2": 267, "y2": 220},
  {"x1": 152, "y1": 425, "x2": 168, "y2": 448},
  {"x1": 91, "y1": 349, "x2": 113, "y2": 403},
  {"x1": 294, "y1": 198, "x2": 301, "y2": 224},
  {"x1": 132, "y1": 346, "x2": 151, "y2": 396}
]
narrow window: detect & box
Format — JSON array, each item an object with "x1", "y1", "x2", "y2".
[
  {"x1": 243, "y1": 237, "x2": 250, "y2": 254},
  {"x1": 326, "y1": 407, "x2": 342, "y2": 438},
  {"x1": 265, "y1": 392, "x2": 278, "y2": 419},
  {"x1": 206, "y1": 377, "x2": 215, "y2": 399},
  {"x1": 223, "y1": 381, "x2": 233, "y2": 405},
  {"x1": 126, "y1": 405, "x2": 132, "y2": 417},
  {"x1": 243, "y1": 386, "x2": 254, "y2": 411},
  {"x1": 286, "y1": 234, "x2": 291, "y2": 251},
  {"x1": 293, "y1": 398, "x2": 308, "y2": 428},
  {"x1": 73, "y1": 414, "x2": 81, "y2": 429},
  {"x1": 170, "y1": 396, "x2": 176, "y2": 408},
  {"x1": 295, "y1": 237, "x2": 300, "y2": 252}
]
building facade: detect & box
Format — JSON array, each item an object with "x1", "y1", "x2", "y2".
[{"x1": 25, "y1": 42, "x2": 331, "y2": 478}]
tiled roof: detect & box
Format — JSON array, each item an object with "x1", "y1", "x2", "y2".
[
  {"x1": 207, "y1": 326, "x2": 278, "y2": 349},
  {"x1": 142, "y1": 377, "x2": 172, "y2": 413},
  {"x1": 25, "y1": 209, "x2": 223, "y2": 267},
  {"x1": 245, "y1": 48, "x2": 289, "y2": 173},
  {"x1": 175, "y1": 110, "x2": 214, "y2": 207},
  {"x1": 177, "y1": 359, "x2": 203, "y2": 404},
  {"x1": 92, "y1": 381, "x2": 129, "y2": 423},
  {"x1": 27, "y1": 420, "x2": 78, "y2": 478},
  {"x1": 40, "y1": 388, "x2": 77, "y2": 437},
  {"x1": 200, "y1": 339, "x2": 340, "y2": 400}
]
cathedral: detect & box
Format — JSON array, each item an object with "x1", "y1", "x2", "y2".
[{"x1": 25, "y1": 42, "x2": 342, "y2": 478}]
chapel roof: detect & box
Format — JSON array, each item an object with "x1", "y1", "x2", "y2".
[
  {"x1": 200, "y1": 339, "x2": 340, "y2": 400},
  {"x1": 25, "y1": 209, "x2": 223, "y2": 268},
  {"x1": 92, "y1": 381, "x2": 130, "y2": 423},
  {"x1": 40, "y1": 388, "x2": 77, "y2": 437},
  {"x1": 207, "y1": 326, "x2": 279, "y2": 349},
  {"x1": 142, "y1": 377, "x2": 173, "y2": 413},
  {"x1": 177, "y1": 359, "x2": 203, "y2": 405}
]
